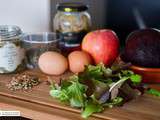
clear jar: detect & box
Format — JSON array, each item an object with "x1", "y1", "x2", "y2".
[
  {"x1": 54, "y1": 3, "x2": 91, "y2": 55},
  {"x1": 22, "y1": 32, "x2": 59, "y2": 69},
  {"x1": 0, "y1": 25, "x2": 25, "y2": 73}
]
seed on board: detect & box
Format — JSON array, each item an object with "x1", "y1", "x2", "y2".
[{"x1": 6, "y1": 73, "x2": 41, "y2": 91}]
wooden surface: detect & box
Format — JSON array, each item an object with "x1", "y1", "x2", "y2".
[{"x1": 0, "y1": 70, "x2": 160, "y2": 120}]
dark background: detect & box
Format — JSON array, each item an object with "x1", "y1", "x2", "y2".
[
  {"x1": 51, "y1": 0, "x2": 160, "y2": 46},
  {"x1": 107, "y1": 0, "x2": 160, "y2": 46}
]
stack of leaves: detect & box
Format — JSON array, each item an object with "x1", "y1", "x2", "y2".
[{"x1": 50, "y1": 63, "x2": 144, "y2": 118}]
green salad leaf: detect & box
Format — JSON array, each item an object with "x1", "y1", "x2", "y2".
[
  {"x1": 67, "y1": 76, "x2": 87, "y2": 107},
  {"x1": 104, "y1": 97, "x2": 123, "y2": 108},
  {"x1": 50, "y1": 83, "x2": 70, "y2": 102},
  {"x1": 50, "y1": 75, "x2": 87, "y2": 107},
  {"x1": 120, "y1": 70, "x2": 142, "y2": 84},
  {"x1": 146, "y1": 88, "x2": 160, "y2": 97},
  {"x1": 49, "y1": 63, "x2": 143, "y2": 118},
  {"x1": 82, "y1": 100, "x2": 104, "y2": 119},
  {"x1": 130, "y1": 74, "x2": 142, "y2": 83}
]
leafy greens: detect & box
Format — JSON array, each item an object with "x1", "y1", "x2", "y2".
[{"x1": 50, "y1": 63, "x2": 142, "y2": 118}]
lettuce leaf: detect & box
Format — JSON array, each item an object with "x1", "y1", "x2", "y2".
[
  {"x1": 67, "y1": 76, "x2": 87, "y2": 107},
  {"x1": 49, "y1": 63, "x2": 143, "y2": 118},
  {"x1": 50, "y1": 75, "x2": 87, "y2": 107},
  {"x1": 82, "y1": 100, "x2": 103, "y2": 118},
  {"x1": 147, "y1": 88, "x2": 160, "y2": 97}
]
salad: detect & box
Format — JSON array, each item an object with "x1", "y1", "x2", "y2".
[{"x1": 49, "y1": 62, "x2": 145, "y2": 118}]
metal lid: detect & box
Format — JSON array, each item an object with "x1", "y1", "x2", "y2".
[
  {"x1": 0, "y1": 25, "x2": 22, "y2": 41},
  {"x1": 57, "y1": 2, "x2": 88, "y2": 12}
]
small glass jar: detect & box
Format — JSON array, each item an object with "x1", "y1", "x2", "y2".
[
  {"x1": 54, "y1": 2, "x2": 91, "y2": 55},
  {"x1": 0, "y1": 25, "x2": 25, "y2": 73},
  {"x1": 22, "y1": 32, "x2": 59, "y2": 69}
]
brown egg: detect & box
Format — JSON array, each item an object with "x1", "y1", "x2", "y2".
[
  {"x1": 38, "y1": 51, "x2": 68, "y2": 75},
  {"x1": 68, "y1": 51, "x2": 92, "y2": 73}
]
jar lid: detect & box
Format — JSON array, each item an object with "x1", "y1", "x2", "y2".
[
  {"x1": 0, "y1": 25, "x2": 22, "y2": 41},
  {"x1": 57, "y1": 2, "x2": 88, "y2": 12}
]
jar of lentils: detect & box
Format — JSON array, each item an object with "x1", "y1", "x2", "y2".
[{"x1": 0, "y1": 25, "x2": 25, "y2": 73}]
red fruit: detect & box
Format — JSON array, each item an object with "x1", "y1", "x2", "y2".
[{"x1": 82, "y1": 29, "x2": 119, "y2": 65}]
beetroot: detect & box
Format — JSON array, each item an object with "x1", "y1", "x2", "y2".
[{"x1": 122, "y1": 28, "x2": 160, "y2": 68}]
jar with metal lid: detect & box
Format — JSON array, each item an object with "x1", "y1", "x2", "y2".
[
  {"x1": 53, "y1": 2, "x2": 91, "y2": 55},
  {"x1": 0, "y1": 25, "x2": 25, "y2": 73}
]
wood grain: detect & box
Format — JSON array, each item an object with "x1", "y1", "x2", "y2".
[{"x1": 0, "y1": 70, "x2": 160, "y2": 120}]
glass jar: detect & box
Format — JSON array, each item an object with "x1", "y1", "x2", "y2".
[
  {"x1": 22, "y1": 32, "x2": 59, "y2": 69},
  {"x1": 0, "y1": 25, "x2": 25, "y2": 73},
  {"x1": 54, "y1": 2, "x2": 91, "y2": 55}
]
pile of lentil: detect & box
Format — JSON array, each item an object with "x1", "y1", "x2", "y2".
[{"x1": 7, "y1": 73, "x2": 41, "y2": 91}]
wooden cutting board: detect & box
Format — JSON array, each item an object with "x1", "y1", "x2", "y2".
[{"x1": 0, "y1": 70, "x2": 160, "y2": 120}]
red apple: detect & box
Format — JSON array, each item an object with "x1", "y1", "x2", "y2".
[{"x1": 82, "y1": 29, "x2": 119, "y2": 65}]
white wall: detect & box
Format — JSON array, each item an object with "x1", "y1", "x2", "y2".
[{"x1": 0, "y1": 0, "x2": 51, "y2": 32}]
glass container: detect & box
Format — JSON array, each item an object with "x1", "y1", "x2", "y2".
[
  {"x1": 54, "y1": 2, "x2": 91, "y2": 55},
  {"x1": 0, "y1": 25, "x2": 25, "y2": 73},
  {"x1": 22, "y1": 32, "x2": 59, "y2": 69}
]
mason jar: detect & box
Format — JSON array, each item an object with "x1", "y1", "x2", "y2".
[
  {"x1": 0, "y1": 25, "x2": 25, "y2": 73},
  {"x1": 54, "y1": 2, "x2": 91, "y2": 55}
]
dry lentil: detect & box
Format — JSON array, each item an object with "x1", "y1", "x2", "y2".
[{"x1": 7, "y1": 73, "x2": 41, "y2": 91}]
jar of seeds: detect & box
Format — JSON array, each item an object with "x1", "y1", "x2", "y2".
[{"x1": 0, "y1": 25, "x2": 25, "y2": 73}]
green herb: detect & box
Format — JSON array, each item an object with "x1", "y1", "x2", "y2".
[
  {"x1": 50, "y1": 87, "x2": 69, "y2": 102},
  {"x1": 130, "y1": 74, "x2": 142, "y2": 83},
  {"x1": 146, "y1": 88, "x2": 160, "y2": 97},
  {"x1": 82, "y1": 100, "x2": 103, "y2": 119},
  {"x1": 120, "y1": 70, "x2": 141, "y2": 84},
  {"x1": 50, "y1": 75, "x2": 87, "y2": 107},
  {"x1": 67, "y1": 76, "x2": 87, "y2": 107},
  {"x1": 104, "y1": 97, "x2": 123, "y2": 108},
  {"x1": 84, "y1": 64, "x2": 104, "y2": 79},
  {"x1": 49, "y1": 63, "x2": 143, "y2": 118}
]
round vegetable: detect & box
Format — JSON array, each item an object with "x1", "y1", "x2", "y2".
[
  {"x1": 68, "y1": 51, "x2": 92, "y2": 73},
  {"x1": 122, "y1": 28, "x2": 160, "y2": 68},
  {"x1": 38, "y1": 51, "x2": 68, "y2": 75}
]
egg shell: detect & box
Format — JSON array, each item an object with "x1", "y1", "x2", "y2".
[
  {"x1": 68, "y1": 51, "x2": 93, "y2": 73},
  {"x1": 38, "y1": 51, "x2": 68, "y2": 75}
]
